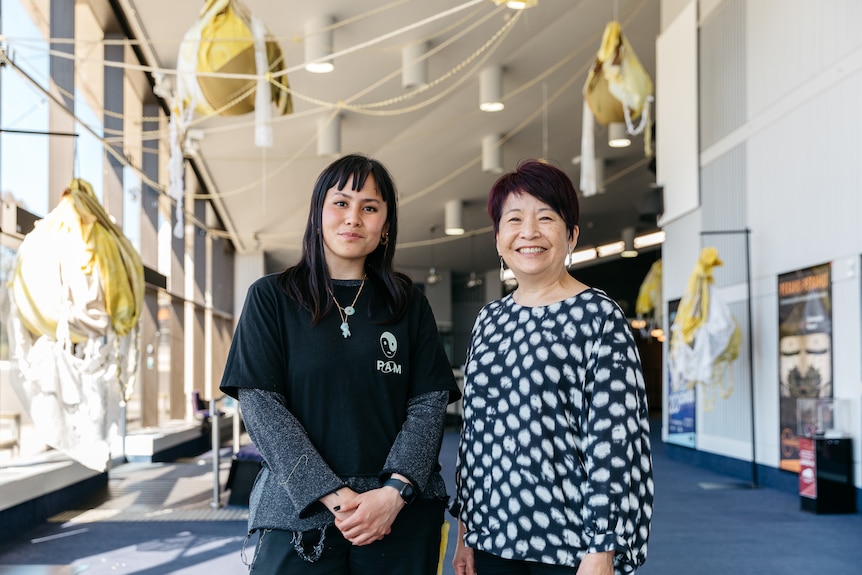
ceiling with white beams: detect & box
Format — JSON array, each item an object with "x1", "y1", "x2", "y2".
[{"x1": 118, "y1": 0, "x2": 661, "y2": 276}]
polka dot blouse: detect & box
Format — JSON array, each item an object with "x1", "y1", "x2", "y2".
[{"x1": 455, "y1": 288, "x2": 653, "y2": 572}]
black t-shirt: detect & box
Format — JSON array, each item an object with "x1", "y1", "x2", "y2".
[{"x1": 220, "y1": 273, "x2": 459, "y2": 477}]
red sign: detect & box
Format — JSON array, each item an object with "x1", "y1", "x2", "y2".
[{"x1": 798, "y1": 436, "x2": 816, "y2": 499}]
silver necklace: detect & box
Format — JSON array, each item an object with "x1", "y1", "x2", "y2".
[{"x1": 328, "y1": 276, "x2": 366, "y2": 338}]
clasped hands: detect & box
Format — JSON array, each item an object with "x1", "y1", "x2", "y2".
[{"x1": 320, "y1": 484, "x2": 405, "y2": 546}]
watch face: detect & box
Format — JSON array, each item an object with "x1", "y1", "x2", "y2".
[
  {"x1": 401, "y1": 483, "x2": 416, "y2": 504},
  {"x1": 385, "y1": 478, "x2": 417, "y2": 504}
]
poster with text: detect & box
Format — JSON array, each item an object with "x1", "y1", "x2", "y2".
[
  {"x1": 778, "y1": 263, "x2": 832, "y2": 473},
  {"x1": 666, "y1": 298, "x2": 696, "y2": 447}
]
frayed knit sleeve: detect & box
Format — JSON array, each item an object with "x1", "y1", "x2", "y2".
[
  {"x1": 239, "y1": 387, "x2": 346, "y2": 518},
  {"x1": 380, "y1": 390, "x2": 448, "y2": 495}
]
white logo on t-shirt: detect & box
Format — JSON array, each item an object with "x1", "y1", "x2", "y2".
[{"x1": 380, "y1": 331, "x2": 397, "y2": 358}]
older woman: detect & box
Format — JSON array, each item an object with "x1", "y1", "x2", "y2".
[{"x1": 452, "y1": 160, "x2": 653, "y2": 575}]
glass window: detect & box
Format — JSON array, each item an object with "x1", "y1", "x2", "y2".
[
  {"x1": 1, "y1": 0, "x2": 50, "y2": 216},
  {"x1": 123, "y1": 165, "x2": 141, "y2": 251}
]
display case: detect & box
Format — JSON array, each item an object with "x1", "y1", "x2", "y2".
[{"x1": 796, "y1": 398, "x2": 849, "y2": 438}]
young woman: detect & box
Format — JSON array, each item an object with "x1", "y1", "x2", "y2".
[{"x1": 221, "y1": 154, "x2": 460, "y2": 575}]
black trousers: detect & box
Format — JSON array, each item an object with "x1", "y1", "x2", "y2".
[
  {"x1": 473, "y1": 550, "x2": 578, "y2": 575},
  {"x1": 249, "y1": 500, "x2": 447, "y2": 575}
]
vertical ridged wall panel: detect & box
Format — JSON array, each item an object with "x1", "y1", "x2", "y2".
[
  {"x1": 701, "y1": 144, "x2": 748, "y2": 288},
  {"x1": 699, "y1": 0, "x2": 746, "y2": 149},
  {"x1": 698, "y1": 0, "x2": 751, "y2": 447}
]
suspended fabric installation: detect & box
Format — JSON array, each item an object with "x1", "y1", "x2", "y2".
[
  {"x1": 170, "y1": 0, "x2": 292, "y2": 235},
  {"x1": 2, "y1": 1, "x2": 526, "y2": 219},
  {"x1": 635, "y1": 258, "x2": 662, "y2": 334},
  {"x1": 580, "y1": 20, "x2": 654, "y2": 196},
  {"x1": 668, "y1": 247, "x2": 741, "y2": 411},
  {"x1": 6, "y1": 179, "x2": 144, "y2": 471}
]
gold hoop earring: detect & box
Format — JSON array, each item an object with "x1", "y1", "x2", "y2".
[{"x1": 379, "y1": 233, "x2": 389, "y2": 246}]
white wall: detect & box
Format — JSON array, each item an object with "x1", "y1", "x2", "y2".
[{"x1": 659, "y1": 0, "x2": 862, "y2": 487}]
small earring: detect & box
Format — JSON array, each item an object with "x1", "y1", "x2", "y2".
[
  {"x1": 499, "y1": 256, "x2": 506, "y2": 282},
  {"x1": 379, "y1": 233, "x2": 389, "y2": 246}
]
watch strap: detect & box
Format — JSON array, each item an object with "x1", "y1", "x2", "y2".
[{"x1": 383, "y1": 477, "x2": 416, "y2": 504}]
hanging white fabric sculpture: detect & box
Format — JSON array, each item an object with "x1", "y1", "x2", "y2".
[
  {"x1": 6, "y1": 179, "x2": 144, "y2": 471},
  {"x1": 668, "y1": 247, "x2": 741, "y2": 411}
]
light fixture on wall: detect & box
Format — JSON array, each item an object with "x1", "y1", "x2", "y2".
[
  {"x1": 482, "y1": 134, "x2": 503, "y2": 173},
  {"x1": 608, "y1": 122, "x2": 631, "y2": 147},
  {"x1": 566, "y1": 231, "x2": 666, "y2": 268},
  {"x1": 567, "y1": 248, "x2": 597, "y2": 266},
  {"x1": 305, "y1": 15, "x2": 335, "y2": 73},
  {"x1": 465, "y1": 235, "x2": 484, "y2": 289},
  {"x1": 634, "y1": 230, "x2": 665, "y2": 249},
  {"x1": 426, "y1": 267, "x2": 441, "y2": 284},
  {"x1": 596, "y1": 240, "x2": 624, "y2": 258},
  {"x1": 317, "y1": 114, "x2": 341, "y2": 157},
  {"x1": 479, "y1": 66, "x2": 504, "y2": 112},
  {"x1": 426, "y1": 225, "x2": 442, "y2": 284},
  {"x1": 445, "y1": 199, "x2": 464, "y2": 235},
  {"x1": 621, "y1": 227, "x2": 638, "y2": 258},
  {"x1": 402, "y1": 42, "x2": 428, "y2": 89},
  {"x1": 493, "y1": 0, "x2": 538, "y2": 9}
]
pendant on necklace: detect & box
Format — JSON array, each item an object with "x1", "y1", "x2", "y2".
[
  {"x1": 344, "y1": 306, "x2": 355, "y2": 316},
  {"x1": 340, "y1": 322, "x2": 351, "y2": 338}
]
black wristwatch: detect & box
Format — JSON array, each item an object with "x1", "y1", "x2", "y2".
[{"x1": 383, "y1": 477, "x2": 417, "y2": 505}]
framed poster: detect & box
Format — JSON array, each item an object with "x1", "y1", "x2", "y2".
[
  {"x1": 777, "y1": 263, "x2": 832, "y2": 473},
  {"x1": 666, "y1": 298, "x2": 695, "y2": 447}
]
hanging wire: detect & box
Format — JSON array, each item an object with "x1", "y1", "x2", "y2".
[
  {"x1": 1, "y1": 0, "x2": 652, "y2": 246},
  {"x1": 0, "y1": 50, "x2": 218, "y2": 237},
  {"x1": 13, "y1": 0, "x2": 487, "y2": 83},
  {"x1": 260, "y1": 146, "x2": 267, "y2": 216},
  {"x1": 542, "y1": 82, "x2": 548, "y2": 160}
]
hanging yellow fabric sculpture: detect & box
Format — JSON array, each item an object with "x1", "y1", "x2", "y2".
[
  {"x1": 176, "y1": 0, "x2": 291, "y2": 118},
  {"x1": 583, "y1": 21, "x2": 653, "y2": 126},
  {"x1": 7, "y1": 179, "x2": 143, "y2": 471},
  {"x1": 580, "y1": 21, "x2": 654, "y2": 197},
  {"x1": 635, "y1": 259, "x2": 663, "y2": 331},
  {"x1": 11, "y1": 179, "x2": 144, "y2": 341},
  {"x1": 669, "y1": 247, "x2": 741, "y2": 410},
  {"x1": 170, "y1": 0, "x2": 292, "y2": 237}
]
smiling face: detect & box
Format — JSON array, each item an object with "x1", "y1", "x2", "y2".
[
  {"x1": 495, "y1": 191, "x2": 577, "y2": 284},
  {"x1": 320, "y1": 174, "x2": 389, "y2": 278}
]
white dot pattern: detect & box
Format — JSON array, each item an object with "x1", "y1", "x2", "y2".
[{"x1": 455, "y1": 289, "x2": 653, "y2": 572}]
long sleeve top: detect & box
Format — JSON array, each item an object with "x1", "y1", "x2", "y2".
[
  {"x1": 454, "y1": 288, "x2": 653, "y2": 573},
  {"x1": 240, "y1": 387, "x2": 450, "y2": 532},
  {"x1": 220, "y1": 273, "x2": 460, "y2": 533}
]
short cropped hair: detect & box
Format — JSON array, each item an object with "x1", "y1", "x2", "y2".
[{"x1": 487, "y1": 159, "x2": 580, "y2": 238}]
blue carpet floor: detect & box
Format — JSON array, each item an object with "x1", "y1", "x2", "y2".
[{"x1": 1, "y1": 423, "x2": 860, "y2": 574}]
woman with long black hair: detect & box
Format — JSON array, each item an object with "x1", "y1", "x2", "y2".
[{"x1": 221, "y1": 153, "x2": 460, "y2": 575}]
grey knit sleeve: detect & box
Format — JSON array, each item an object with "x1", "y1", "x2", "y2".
[
  {"x1": 238, "y1": 387, "x2": 346, "y2": 517},
  {"x1": 380, "y1": 390, "x2": 449, "y2": 495}
]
